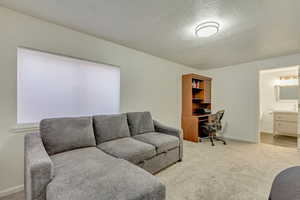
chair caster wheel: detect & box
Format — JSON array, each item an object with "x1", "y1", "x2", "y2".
[{"x1": 223, "y1": 142, "x2": 226, "y2": 145}]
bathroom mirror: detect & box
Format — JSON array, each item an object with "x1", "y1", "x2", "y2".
[{"x1": 276, "y1": 85, "x2": 298, "y2": 101}]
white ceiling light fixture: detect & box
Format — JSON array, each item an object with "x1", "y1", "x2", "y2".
[{"x1": 195, "y1": 21, "x2": 220, "y2": 38}]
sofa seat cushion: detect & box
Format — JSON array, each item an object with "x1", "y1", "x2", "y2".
[
  {"x1": 40, "y1": 117, "x2": 96, "y2": 155},
  {"x1": 48, "y1": 147, "x2": 165, "y2": 200},
  {"x1": 133, "y1": 132, "x2": 179, "y2": 154},
  {"x1": 98, "y1": 137, "x2": 156, "y2": 164},
  {"x1": 127, "y1": 111, "x2": 155, "y2": 136},
  {"x1": 93, "y1": 114, "x2": 131, "y2": 144}
]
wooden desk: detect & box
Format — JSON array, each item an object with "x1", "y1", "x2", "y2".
[
  {"x1": 193, "y1": 114, "x2": 212, "y2": 118},
  {"x1": 182, "y1": 114, "x2": 213, "y2": 142}
]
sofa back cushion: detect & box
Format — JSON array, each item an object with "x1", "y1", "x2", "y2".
[
  {"x1": 40, "y1": 117, "x2": 96, "y2": 155},
  {"x1": 93, "y1": 114, "x2": 131, "y2": 144},
  {"x1": 127, "y1": 111, "x2": 155, "y2": 136}
]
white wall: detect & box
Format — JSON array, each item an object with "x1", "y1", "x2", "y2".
[
  {"x1": 201, "y1": 54, "x2": 300, "y2": 143},
  {"x1": 259, "y1": 68, "x2": 298, "y2": 133},
  {"x1": 0, "y1": 7, "x2": 200, "y2": 194}
]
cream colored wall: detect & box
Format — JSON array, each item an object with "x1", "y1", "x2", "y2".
[
  {"x1": 201, "y1": 54, "x2": 300, "y2": 143},
  {"x1": 0, "y1": 7, "x2": 200, "y2": 194}
]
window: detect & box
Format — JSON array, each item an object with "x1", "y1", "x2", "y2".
[{"x1": 17, "y1": 48, "x2": 120, "y2": 124}]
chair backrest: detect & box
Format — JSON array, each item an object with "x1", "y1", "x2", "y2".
[
  {"x1": 214, "y1": 110, "x2": 225, "y2": 131},
  {"x1": 215, "y1": 110, "x2": 225, "y2": 123}
]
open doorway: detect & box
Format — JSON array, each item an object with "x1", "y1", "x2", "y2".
[{"x1": 259, "y1": 66, "x2": 298, "y2": 148}]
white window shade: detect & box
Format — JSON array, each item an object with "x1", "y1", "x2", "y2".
[{"x1": 17, "y1": 48, "x2": 120, "y2": 124}]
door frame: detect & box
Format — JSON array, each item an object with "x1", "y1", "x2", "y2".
[{"x1": 257, "y1": 66, "x2": 299, "y2": 148}]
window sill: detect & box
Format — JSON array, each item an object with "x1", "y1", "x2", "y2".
[{"x1": 10, "y1": 123, "x2": 39, "y2": 134}]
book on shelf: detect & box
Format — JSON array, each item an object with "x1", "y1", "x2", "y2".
[{"x1": 192, "y1": 79, "x2": 201, "y2": 89}]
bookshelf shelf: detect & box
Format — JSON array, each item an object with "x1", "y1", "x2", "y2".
[{"x1": 192, "y1": 98, "x2": 203, "y2": 100}]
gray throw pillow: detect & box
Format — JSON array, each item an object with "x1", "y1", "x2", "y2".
[
  {"x1": 40, "y1": 117, "x2": 96, "y2": 155},
  {"x1": 127, "y1": 111, "x2": 155, "y2": 136},
  {"x1": 93, "y1": 114, "x2": 131, "y2": 144}
]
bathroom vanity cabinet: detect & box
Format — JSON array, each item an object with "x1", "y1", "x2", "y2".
[{"x1": 273, "y1": 111, "x2": 298, "y2": 137}]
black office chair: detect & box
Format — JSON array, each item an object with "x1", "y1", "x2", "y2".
[{"x1": 201, "y1": 110, "x2": 226, "y2": 146}]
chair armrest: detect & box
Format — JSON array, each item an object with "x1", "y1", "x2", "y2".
[
  {"x1": 153, "y1": 120, "x2": 182, "y2": 138},
  {"x1": 153, "y1": 120, "x2": 183, "y2": 160},
  {"x1": 25, "y1": 132, "x2": 54, "y2": 200}
]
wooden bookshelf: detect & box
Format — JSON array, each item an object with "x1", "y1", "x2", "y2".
[{"x1": 181, "y1": 73, "x2": 212, "y2": 142}]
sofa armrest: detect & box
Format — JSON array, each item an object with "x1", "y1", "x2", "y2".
[
  {"x1": 153, "y1": 120, "x2": 181, "y2": 137},
  {"x1": 25, "y1": 132, "x2": 54, "y2": 200},
  {"x1": 153, "y1": 120, "x2": 183, "y2": 160}
]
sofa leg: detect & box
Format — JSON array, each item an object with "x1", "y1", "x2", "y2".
[{"x1": 178, "y1": 159, "x2": 182, "y2": 162}]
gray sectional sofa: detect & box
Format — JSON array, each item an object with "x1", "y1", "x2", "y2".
[{"x1": 25, "y1": 111, "x2": 182, "y2": 200}]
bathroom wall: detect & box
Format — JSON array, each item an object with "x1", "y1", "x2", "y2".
[{"x1": 259, "y1": 66, "x2": 298, "y2": 133}]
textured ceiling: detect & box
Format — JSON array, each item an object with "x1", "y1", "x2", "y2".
[{"x1": 1, "y1": 0, "x2": 300, "y2": 69}]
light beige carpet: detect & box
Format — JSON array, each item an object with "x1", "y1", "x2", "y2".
[
  {"x1": 2, "y1": 140, "x2": 300, "y2": 200},
  {"x1": 157, "y1": 140, "x2": 300, "y2": 200}
]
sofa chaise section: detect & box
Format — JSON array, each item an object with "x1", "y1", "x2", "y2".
[{"x1": 48, "y1": 147, "x2": 165, "y2": 200}]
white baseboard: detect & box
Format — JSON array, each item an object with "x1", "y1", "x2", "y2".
[
  {"x1": 0, "y1": 185, "x2": 23, "y2": 198},
  {"x1": 260, "y1": 131, "x2": 273, "y2": 135},
  {"x1": 224, "y1": 135, "x2": 257, "y2": 143}
]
